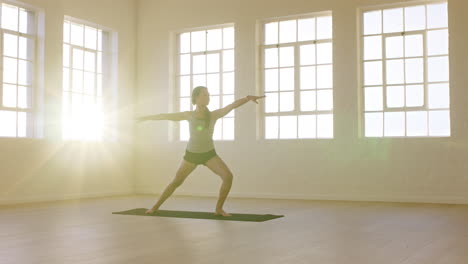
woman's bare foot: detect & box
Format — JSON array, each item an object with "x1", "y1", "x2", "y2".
[
  {"x1": 145, "y1": 208, "x2": 158, "y2": 214},
  {"x1": 214, "y1": 209, "x2": 231, "y2": 217}
]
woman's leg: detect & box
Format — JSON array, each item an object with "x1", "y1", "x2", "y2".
[
  {"x1": 204, "y1": 155, "x2": 234, "y2": 216},
  {"x1": 145, "y1": 159, "x2": 198, "y2": 214}
]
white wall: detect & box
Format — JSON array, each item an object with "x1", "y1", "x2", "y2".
[
  {"x1": 0, "y1": 0, "x2": 136, "y2": 205},
  {"x1": 135, "y1": 0, "x2": 468, "y2": 204}
]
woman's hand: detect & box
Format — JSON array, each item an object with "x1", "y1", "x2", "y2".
[{"x1": 247, "y1": 95, "x2": 266, "y2": 104}]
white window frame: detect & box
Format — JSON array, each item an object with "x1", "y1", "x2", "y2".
[
  {"x1": 359, "y1": 1, "x2": 450, "y2": 138},
  {"x1": 259, "y1": 12, "x2": 334, "y2": 140},
  {"x1": 62, "y1": 16, "x2": 116, "y2": 141},
  {"x1": 173, "y1": 23, "x2": 236, "y2": 142},
  {"x1": 0, "y1": 1, "x2": 42, "y2": 138}
]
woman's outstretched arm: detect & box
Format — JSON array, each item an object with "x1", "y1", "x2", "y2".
[
  {"x1": 136, "y1": 111, "x2": 191, "y2": 123},
  {"x1": 212, "y1": 95, "x2": 266, "y2": 120}
]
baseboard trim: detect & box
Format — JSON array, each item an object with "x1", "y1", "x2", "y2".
[
  {"x1": 0, "y1": 190, "x2": 134, "y2": 206},
  {"x1": 136, "y1": 188, "x2": 468, "y2": 205}
]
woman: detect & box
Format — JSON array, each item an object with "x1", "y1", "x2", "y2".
[{"x1": 136, "y1": 86, "x2": 265, "y2": 216}]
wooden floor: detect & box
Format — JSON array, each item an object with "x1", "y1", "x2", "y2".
[{"x1": 1, "y1": 195, "x2": 468, "y2": 264}]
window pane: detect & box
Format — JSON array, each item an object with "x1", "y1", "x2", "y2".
[
  {"x1": 405, "y1": 58, "x2": 423, "y2": 84},
  {"x1": 428, "y1": 56, "x2": 449, "y2": 82},
  {"x1": 179, "y1": 32, "x2": 190, "y2": 53},
  {"x1": 63, "y1": 68, "x2": 70, "y2": 91},
  {"x1": 64, "y1": 21, "x2": 70, "y2": 43},
  {"x1": 180, "y1": 76, "x2": 191, "y2": 97},
  {"x1": 364, "y1": 61, "x2": 382, "y2": 85},
  {"x1": 384, "y1": 112, "x2": 405, "y2": 136},
  {"x1": 180, "y1": 54, "x2": 190, "y2": 75},
  {"x1": 405, "y1": 34, "x2": 423, "y2": 57},
  {"x1": 363, "y1": 11, "x2": 382, "y2": 35},
  {"x1": 71, "y1": 23, "x2": 84, "y2": 46},
  {"x1": 300, "y1": 66, "x2": 316, "y2": 90},
  {"x1": 2, "y1": 4, "x2": 18, "y2": 32},
  {"x1": 4, "y1": 57, "x2": 18, "y2": 84},
  {"x1": 223, "y1": 50, "x2": 234, "y2": 71},
  {"x1": 223, "y1": 72, "x2": 234, "y2": 94},
  {"x1": 63, "y1": 45, "x2": 70, "y2": 67},
  {"x1": 317, "y1": 65, "x2": 332, "y2": 88},
  {"x1": 265, "y1": 22, "x2": 278, "y2": 45},
  {"x1": 386, "y1": 59, "x2": 404, "y2": 85},
  {"x1": 279, "y1": 92, "x2": 294, "y2": 112},
  {"x1": 279, "y1": 115, "x2": 297, "y2": 139},
  {"x1": 298, "y1": 115, "x2": 316, "y2": 138},
  {"x1": 265, "y1": 69, "x2": 278, "y2": 92},
  {"x1": 213, "y1": 120, "x2": 222, "y2": 140},
  {"x1": 427, "y1": 3, "x2": 448, "y2": 29},
  {"x1": 191, "y1": 31, "x2": 206, "y2": 52},
  {"x1": 97, "y1": 74, "x2": 102, "y2": 96},
  {"x1": 317, "y1": 43, "x2": 332, "y2": 64},
  {"x1": 386, "y1": 85, "x2": 404, "y2": 108},
  {"x1": 427, "y1": 29, "x2": 448, "y2": 55},
  {"x1": 4, "y1": 33, "x2": 18, "y2": 57},
  {"x1": 317, "y1": 114, "x2": 333, "y2": 138},
  {"x1": 84, "y1": 51, "x2": 96, "y2": 72},
  {"x1": 193, "y1": 54, "x2": 206, "y2": 74},
  {"x1": 279, "y1": 68, "x2": 294, "y2": 91},
  {"x1": 279, "y1": 47, "x2": 294, "y2": 67},
  {"x1": 406, "y1": 84, "x2": 424, "y2": 107},
  {"x1": 97, "y1": 52, "x2": 102, "y2": 73},
  {"x1": 265, "y1": 92, "x2": 279, "y2": 113},
  {"x1": 265, "y1": 116, "x2": 278, "y2": 139},
  {"x1": 265, "y1": 48, "x2": 278, "y2": 68},
  {"x1": 208, "y1": 95, "x2": 220, "y2": 110},
  {"x1": 404, "y1": 6, "x2": 425, "y2": 31},
  {"x1": 365, "y1": 112, "x2": 383, "y2": 137},
  {"x1": 300, "y1": 44, "x2": 316, "y2": 66},
  {"x1": 207, "y1": 53, "x2": 220, "y2": 73},
  {"x1": 18, "y1": 60, "x2": 33, "y2": 86},
  {"x1": 385, "y1": 36, "x2": 403, "y2": 59},
  {"x1": 429, "y1": 110, "x2": 450, "y2": 136},
  {"x1": 17, "y1": 112, "x2": 26, "y2": 137},
  {"x1": 223, "y1": 117, "x2": 234, "y2": 140},
  {"x1": 17, "y1": 37, "x2": 33, "y2": 63},
  {"x1": 407, "y1": 111, "x2": 427, "y2": 136},
  {"x1": 18, "y1": 86, "x2": 29, "y2": 109},
  {"x1": 192, "y1": 74, "x2": 206, "y2": 88},
  {"x1": 365, "y1": 86, "x2": 383, "y2": 111},
  {"x1": 84, "y1": 26, "x2": 97, "y2": 50},
  {"x1": 317, "y1": 89, "x2": 333, "y2": 110},
  {"x1": 223, "y1": 27, "x2": 235, "y2": 49},
  {"x1": 0, "y1": 110, "x2": 16, "y2": 137},
  {"x1": 364, "y1": 36, "x2": 382, "y2": 60},
  {"x1": 428, "y1": 83, "x2": 449, "y2": 109},
  {"x1": 207, "y1": 73, "x2": 220, "y2": 95},
  {"x1": 317, "y1": 16, "x2": 332, "y2": 40},
  {"x1": 72, "y1": 49, "x2": 84, "y2": 70},
  {"x1": 300, "y1": 91, "x2": 316, "y2": 111},
  {"x1": 84, "y1": 72, "x2": 95, "y2": 95},
  {"x1": 3, "y1": 84, "x2": 16, "y2": 107},
  {"x1": 298, "y1": 18, "x2": 315, "y2": 41},
  {"x1": 207, "y1": 29, "x2": 222, "y2": 51},
  {"x1": 180, "y1": 120, "x2": 189, "y2": 141},
  {"x1": 383, "y1": 8, "x2": 403, "y2": 33},
  {"x1": 180, "y1": 98, "x2": 191, "y2": 112},
  {"x1": 72, "y1": 70, "x2": 83, "y2": 92},
  {"x1": 279, "y1": 20, "x2": 296, "y2": 43}
]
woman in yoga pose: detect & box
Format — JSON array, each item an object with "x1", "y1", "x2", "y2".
[{"x1": 136, "y1": 86, "x2": 265, "y2": 216}]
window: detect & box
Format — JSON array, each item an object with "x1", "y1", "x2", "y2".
[
  {"x1": 261, "y1": 13, "x2": 333, "y2": 139},
  {"x1": 0, "y1": 3, "x2": 37, "y2": 138},
  {"x1": 361, "y1": 2, "x2": 450, "y2": 137},
  {"x1": 176, "y1": 25, "x2": 235, "y2": 141},
  {"x1": 63, "y1": 18, "x2": 109, "y2": 140}
]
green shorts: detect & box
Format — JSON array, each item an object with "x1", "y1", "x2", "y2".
[{"x1": 184, "y1": 149, "x2": 217, "y2": 165}]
